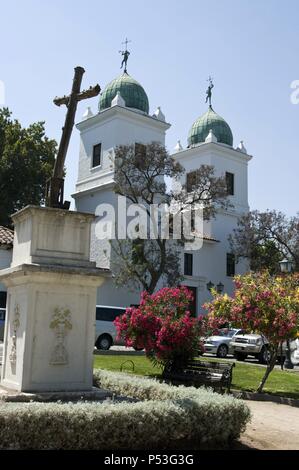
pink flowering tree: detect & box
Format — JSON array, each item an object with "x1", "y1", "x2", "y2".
[
  {"x1": 204, "y1": 271, "x2": 299, "y2": 392},
  {"x1": 114, "y1": 286, "x2": 206, "y2": 372}
]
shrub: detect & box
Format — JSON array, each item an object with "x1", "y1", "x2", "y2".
[
  {"x1": 94, "y1": 370, "x2": 251, "y2": 443},
  {"x1": 0, "y1": 400, "x2": 187, "y2": 450},
  {"x1": 114, "y1": 287, "x2": 206, "y2": 370},
  {"x1": 204, "y1": 271, "x2": 299, "y2": 392},
  {"x1": 0, "y1": 371, "x2": 251, "y2": 450}
]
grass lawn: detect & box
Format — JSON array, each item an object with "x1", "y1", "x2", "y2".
[{"x1": 94, "y1": 354, "x2": 299, "y2": 399}]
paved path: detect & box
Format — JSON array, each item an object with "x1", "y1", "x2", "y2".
[{"x1": 240, "y1": 400, "x2": 299, "y2": 450}]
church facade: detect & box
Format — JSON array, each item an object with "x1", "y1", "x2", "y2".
[{"x1": 72, "y1": 67, "x2": 252, "y2": 315}]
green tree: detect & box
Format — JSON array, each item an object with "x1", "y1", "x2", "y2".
[
  {"x1": 229, "y1": 210, "x2": 299, "y2": 273},
  {"x1": 250, "y1": 240, "x2": 282, "y2": 275},
  {"x1": 204, "y1": 272, "x2": 299, "y2": 393},
  {"x1": 0, "y1": 108, "x2": 56, "y2": 227}
]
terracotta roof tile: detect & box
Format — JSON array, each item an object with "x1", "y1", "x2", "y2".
[{"x1": 0, "y1": 226, "x2": 14, "y2": 247}]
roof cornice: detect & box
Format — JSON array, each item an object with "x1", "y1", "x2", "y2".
[
  {"x1": 172, "y1": 141, "x2": 252, "y2": 163},
  {"x1": 72, "y1": 180, "x2": 115, "y2": 199},
  {"x1": 76, "y1": 106, "x2": 171, "y2": 133}
]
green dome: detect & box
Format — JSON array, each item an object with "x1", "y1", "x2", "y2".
[
  {"x1": 188, "y1": 106, "x2": 233, "y2": 147},
  {"x1": 99, "y1": 72, "x2": 149, "y2": 114}
]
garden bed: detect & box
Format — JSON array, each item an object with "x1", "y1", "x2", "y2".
[{"x1": 0, "y1": 370, "x2": 250, "y2": 450}]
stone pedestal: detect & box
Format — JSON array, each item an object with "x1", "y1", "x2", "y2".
[{"x1": 0, "y1": 206, "x2": 108, "y2": 392}]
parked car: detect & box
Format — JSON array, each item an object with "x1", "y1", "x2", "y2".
[
  {"x1": 95, "y1": 305, "x2": 126, "y2": 350},
  {"x1": 204, "y1": 328, "x2": 244, "y2": 358},
  {"x1": 0, "y1": 309, "x2": 5, "y2": 342},
  {"x1": 230, "y1": 333, "x2": 299, "y2": 364},
  {"x1": 292, "y1": 338, "x2": 299, "y2": 365}
]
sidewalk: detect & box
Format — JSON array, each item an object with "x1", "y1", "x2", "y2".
[{"x1": 240, "y1": 400, "x2": 299, "y2": 450}]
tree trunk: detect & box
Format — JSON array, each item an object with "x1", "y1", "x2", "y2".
[
  {"x1": 257, "y1": 350, "x2": 277, "y2": 393},
  {"x1": 280, "y1": 342, "x2": 284, "y2": 371},
  {"x1": 147, "y1": 276, "x2": 157, "y2": 294}
]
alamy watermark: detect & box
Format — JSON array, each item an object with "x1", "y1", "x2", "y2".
[
  {"x1": 290, "y1": 80, "x2": 299, "y2": 104},
  {"x1": 0, "y1": 81, "x2": 5, "y2": 105},
  {"x1": 94, "y1": 195, "x2": 204, "y2": 251}
]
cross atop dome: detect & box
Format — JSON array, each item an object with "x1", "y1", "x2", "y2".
[
  {"x1": 98, "y1": 39, "x2": 150, "y2": 114},
  {"x1": 205, "y1": 76, "x2": 214, "y2": 107},
  {"x1": 119, "y1": 37, "x2": 131, "y2": 74},
  {"x1": 186, "y1": 77, "x2": 233, "y2": 147}
]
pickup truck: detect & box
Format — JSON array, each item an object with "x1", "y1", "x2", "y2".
[{"x1": 230, "y1": 333, "x2": 299, "y2": 364}]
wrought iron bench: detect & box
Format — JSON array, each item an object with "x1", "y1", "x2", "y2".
[{"x1": 162, "y1": 359, "x2": 235, "y2": 393}]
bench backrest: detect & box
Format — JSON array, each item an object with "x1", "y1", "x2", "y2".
[{"x1": 186, "y1": 360, "x2": 234, "y2": 374}]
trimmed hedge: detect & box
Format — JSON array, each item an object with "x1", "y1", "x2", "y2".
[
  {"x1": 0, "y1": 371, "x2": 251, "y2": 449},
  {"x1": 94, "y1": 370, "x2": 251, "y2": 444}
]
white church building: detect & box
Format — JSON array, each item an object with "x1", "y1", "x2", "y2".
[
  {"x1": 71, "y1": 65, "x2": 252, "y2": 315},
  {"x1": 0, "y1": 63, "x2": 252, "y2": 317}
]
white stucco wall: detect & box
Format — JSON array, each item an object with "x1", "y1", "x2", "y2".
[
  {"x1": 0, "y1": 247, "x2": 12, "y2": 293},
  {"x1": 75, "y1": 106, "x2": 170, "y2": 194},
  {"x1": 173, "y1": 141, "x2": 252, "y2": 312},
  {"x1": 172, "y1": 142, "x2": 251, "y2": 215},
  {"x1": 74, "y1": 180, "x2": 153, "y2": 308}
]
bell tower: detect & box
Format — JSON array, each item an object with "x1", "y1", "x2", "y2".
[{"x1": 72, "y1": 60, "x2": 170, "y2": 307}]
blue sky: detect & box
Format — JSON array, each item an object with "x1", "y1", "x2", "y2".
[{"x1": 1, "y1": 0, "x2": 298, "y2": 215}]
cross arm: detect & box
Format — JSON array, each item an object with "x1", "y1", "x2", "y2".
[
  {"x1": 53, "y1": 84, "x2": 101, "y2": 107},
  {"x1": 53, "y1": 95, "x2": 69, "y2": 106},
  {"x1": 76, "y1": 84, "x2": 101, "y2": 102}
]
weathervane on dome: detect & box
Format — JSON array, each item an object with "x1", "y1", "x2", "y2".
[
  {"x1": 205, "y1": 76, "x2": 214, "y2": 107},
  {"x1": 119, "y1": 37, "x2": 131, "y2": 74}
]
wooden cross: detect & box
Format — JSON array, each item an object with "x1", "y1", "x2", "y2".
[
  {"x1": 119, "y1": 38, "x2": 131, "y2": 73},
  {"x1": 122, "y1": 37, "x2": 131, "y2": 49},
  {"x1": 46, "y1": 66, "x2": 101, "y2": 209}
]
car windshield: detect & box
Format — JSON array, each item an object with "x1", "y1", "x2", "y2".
[
  {"x1": 0, "y1": 309, "x2": 5, "y2": 321},
  {"x1": 218, "y1": 329, "x2": 238, "y2": 337}
]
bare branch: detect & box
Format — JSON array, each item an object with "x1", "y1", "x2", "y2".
[{"x1": 111, "y1": 143, "x2": 230, "y2": 292}]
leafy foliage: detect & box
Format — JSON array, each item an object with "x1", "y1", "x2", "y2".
[
  {"x1": 115, "y1": 286, "x2": 206, "y2": 370},
  {"x1": 0, "y1": 108, "x2": 56, "y2": 227},
  {"x1": 112, "y1": 142, "x2": 229, "y2": 293},
  {"x1": 204, "y1": 271, "x2": 299, "y2": 392},
  {"x1": 229, "y1": 210, "x2": 299, "y2": 273}
]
